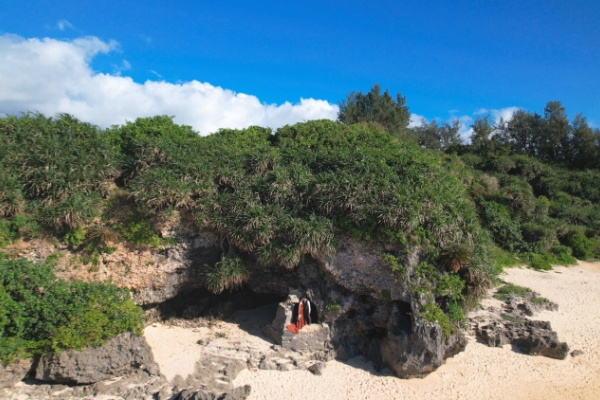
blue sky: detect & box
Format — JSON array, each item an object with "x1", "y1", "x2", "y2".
[{"x1": 0, "y1": 0, "x2": 598, "y2": 133}]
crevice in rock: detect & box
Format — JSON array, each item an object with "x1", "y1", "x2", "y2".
[{"x1": 147, "y1": 285, "x2": 287, "y2": 323}]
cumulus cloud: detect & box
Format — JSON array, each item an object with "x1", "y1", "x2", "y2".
[
  {"x1": 408, "y1": 113, "x2": 426, "y2": 128},
  {"x1": 0, "y1": 34, "x2": 338, "y2": 135},
  {"x1": 475, "y1": 107, "x2": 520, "y2": 124}
]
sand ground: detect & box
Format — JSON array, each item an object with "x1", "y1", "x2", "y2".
[{"x1": 145, "y1": 261, "x2": 600, "y2": 400}]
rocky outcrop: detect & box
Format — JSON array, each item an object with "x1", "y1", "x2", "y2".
[
  {"x1": 264, "y1": 291, "x2": 333, "y2": 354},
  {"x1": 471, "y1": 291, "x2": 569, "y2": 360},
  {"x1": 177, "y1": 385, "x2": 251, "y2": 400},
  {"x1": 255, "y1": 239, "x2": 466, "y2": 379},
  {"x1": 477, "y1": 320, "x2": 569, "y2": 359},
  {"x1": 382, "y1": 315, "x2": 467, "y2": 378},
  {"x1": 34, "y1": 332, "x2": 161, "y2": 384},
  {"x1": 0, "y1": 359, "x2": 32, "y2": 389}
]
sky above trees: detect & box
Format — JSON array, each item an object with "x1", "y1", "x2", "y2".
[{"x1": 0, "y1": 0, "x2": 598, "y2": 135}]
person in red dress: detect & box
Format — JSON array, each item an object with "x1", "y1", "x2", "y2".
[{"x1": 285, "y1": 297, "x2": 306, "y2": 334}]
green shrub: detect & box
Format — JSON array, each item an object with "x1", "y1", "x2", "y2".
[
  {"x1": 64, "y1": 227, "x2": 86, "y2": 247},
  {"x1": 550, "y1": 243, "x2": 577, "y2": 266},
  {"x1": 532, "y1": 296, "x2": 549, "y2": 305},
  {"x1": 102, "y1": 246, "x2": 117, "y2": 254},
  {"x1": 437, "y1": 274, "x2": 465, "y2": 297},
  {"x1": 380, "y1": 253, "x2": 406, "y2": 276},
  {"x1": 420, "y1": 303, "x2": 453, "y2": 339},
  {"x1": 569, "y1": 232, "x2": 597, "y2": 260},
  {"x1": 528, "y1": 253, "x2": 553, "y2": 271},
  {"x1": 0, "y1": 258, "x2": 143, "y2": 365},
  {"x1": 326, "y1": 302, "x2": 341, "y2": 311},
  {"x1": 120, "y1": 217, "x2": 161, "y2": 247},
  {"x1": 0, "y1": 214, "x2": 40, "y2": 248},
  {"x1": 501, "y1": 313, "x2": 521, "y2": 323}
]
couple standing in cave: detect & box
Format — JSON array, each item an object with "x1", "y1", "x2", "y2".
[{"x1": 286, "y1": 296, "x2": 315, "y2": 334}]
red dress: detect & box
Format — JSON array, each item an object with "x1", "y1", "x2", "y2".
[{"x1": 286, "y1": 302, "x2": 305, "y2": 334}]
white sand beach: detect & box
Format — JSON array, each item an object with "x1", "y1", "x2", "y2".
[{"x1": 145, "y1": 261, "x2": 600, "y2": 400}]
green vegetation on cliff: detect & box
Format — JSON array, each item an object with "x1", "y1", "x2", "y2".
[{"x1": 1, "y1": 88, "x2": 599, "y2": 357}]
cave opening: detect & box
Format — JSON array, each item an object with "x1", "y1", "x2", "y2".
[{"x1": 149, "y1": 284, "x2": 287, "y2": 322}]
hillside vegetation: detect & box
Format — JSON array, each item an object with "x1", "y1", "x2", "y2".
[{"x1": 1, "y1": 89, "x2": 599, "y2": 363}]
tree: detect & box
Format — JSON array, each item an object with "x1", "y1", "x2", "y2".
[
  {"x1": 411, "y1": 119, "x2": 462, "y2": 152},
  {"x1": 470, "y1": 116, "x2": 494, "y2": 156},
  {"x1": 337, "y1": 84, "x2": 410, "y2": 135},
  {"x1": 504, "y1": 110, "x2": 544, "y2": 157},
  {"x1": 439, "y1": 120, "x2": 463, "y2": 151},
  {"x1": 413, "y1": 119, "x2": 441, "y2": 150},
  {"x1": 570, "y1": 114, "x2": 598, "y2": 168},
  {"x1": 542, "y1": 101, "x2": 571, "y2": 162}
]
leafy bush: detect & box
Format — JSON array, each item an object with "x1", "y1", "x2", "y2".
[
  {"x1": 0, "y1": 258, "x2": 143, "y2": 365},
  {"x1": 528, "y1": 253, "x2": 553, "y2": 271},
  {"x1": 550, "y1": 243, "x2": 577, "y2": 266},
  {"x1": 420, "y1": 302, "x2": 453, "y2": 339},
  {"x1": 0, "y1": 214, "x2": 39, "y2": 248},
  {"x1": 568, "y1": 232, "x2": 597, "y2": 260},
  {"x1": 380, "y1": 289, "x2": 392, "y2": 301},
  {"x1": 64, "y1": 227, "x2": 86, "y2": 247},
  {"x1": 120, "y1": 216, "x2": 162, "y2": 247},
  {"x1": 380, "y1": 253, "x2": 406, "y2": 276},
  {"x1": 437, "y1": 274, "x2": 465, "y2": 297}
]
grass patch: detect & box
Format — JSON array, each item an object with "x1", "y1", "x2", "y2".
[
  {"x1": 501, "y1": 313, "x2": 521, "y2": 323},
  {"x1": 532, "y1": 296, "x2": 549, "y2": 305},
  {"x1": 494, "y1": 283, "x2": 530, "y2": 301}
]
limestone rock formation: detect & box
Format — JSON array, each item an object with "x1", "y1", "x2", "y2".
[
  {"x1": 34, "y1": 332, "x2": 161, "y2": 384},
  {"x1": 476, "y1": 320, "x2": 569, "y2": 359},
  {"x1": 471, "y1": 290, "x2": 569, "y2": 360},
  {"x1": 0, "y1": 359, "x2": 32, "y2": 389}
]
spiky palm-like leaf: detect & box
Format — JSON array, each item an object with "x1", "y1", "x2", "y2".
[
  {"x1": 438, "y1": 246, "x2": 472, "y2": 273},
  {"x1": 203, "y1": 257, "x2": 248, "y2": 294}
]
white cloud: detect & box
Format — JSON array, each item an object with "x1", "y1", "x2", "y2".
[
  {"x1": 0, "y1": 34, "x2": 338, "y2": 135},
  {"x1": 488, "y1": 107, "x2": 520, "y2": 124},
  {"x1": 408, "y1": 113, "x2": 426, "y2": 128},
  {"x1": 457, "y1": 115, "x2": 473, "y2": 140},
  {"x1": 57, "y1": 20, "x2": 73, "y2": 31}
]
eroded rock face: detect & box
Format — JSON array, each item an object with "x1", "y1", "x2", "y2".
[
  {"x1": 471, "y1": 291, "x2": 569, "y2": 360},
  {"x1": 0, "y1": 359, "x2": 32, "y2": 389},
  {"x1": 319, "y1": 239, "x2": 414, "y2": 302},
  {"x1": 35, "y1": 332, "x2": 161, "y2": 384},
  {"x1": 477, "y1": 320, "x2": 569, "y2": 359},
  {"x1": 256, "y1": 240, "x2": 466, "y2": 379},
  {"x1": 15, "y1": 218, "x2": 222, "y2": 307}
]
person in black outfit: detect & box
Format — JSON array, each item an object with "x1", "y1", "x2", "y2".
[{"x1": 301, "y1": 296, "x2": 312, "y2": 325}]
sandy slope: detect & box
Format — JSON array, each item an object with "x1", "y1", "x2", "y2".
[{"x1": 146, "y1": 261, "x2": 600, "y2": 400}]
